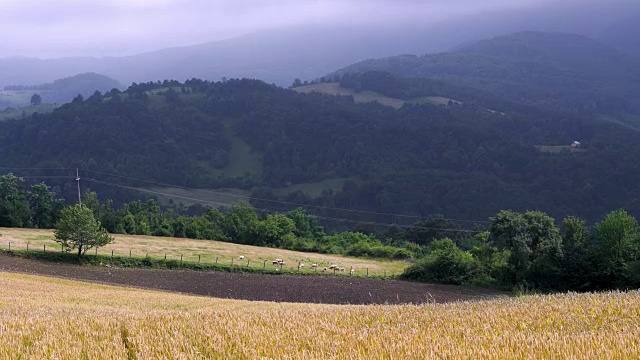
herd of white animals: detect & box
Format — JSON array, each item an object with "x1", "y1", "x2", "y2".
[{"x1": 238, "y1": 255, "x2": 356, "y2": 274}]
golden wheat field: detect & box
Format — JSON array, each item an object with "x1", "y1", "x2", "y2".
[{"x1": 0, "y1": 272, "x2": 638, "y2": 359}]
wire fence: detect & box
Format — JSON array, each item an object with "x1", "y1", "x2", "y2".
[{"x1": 1, "y1": 241, "x2": 397, "y2": 279}]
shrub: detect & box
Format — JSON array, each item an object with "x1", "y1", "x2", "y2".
[{"x1": 402, "y1": 239, "x2": 479, "y2": 285}]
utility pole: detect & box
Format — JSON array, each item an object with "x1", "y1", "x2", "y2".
[{"x1": 76, "y1": 168, "x2": 82, "y2": 206}]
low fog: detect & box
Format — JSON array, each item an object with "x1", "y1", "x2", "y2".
[{"x1": 0, "y1": 0, "x2": 636, "y2": 58}]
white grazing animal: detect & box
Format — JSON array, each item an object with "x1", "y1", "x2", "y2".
[{"x1": 239, "y1": 256, "x2": 245, "y2": 260}]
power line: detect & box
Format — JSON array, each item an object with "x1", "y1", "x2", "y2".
[
  {"x1": 0, "y1": 167, "x2": 70, "y2": 170},
  {"x1": 1, "y1": 167, "x2": 489, "y2": 228},
  {"x1": 84, "y1": 177, "x2": 483, "y2": 233},
  {"x1": 17, "y1": 176, "x2": 75, "y2": 179},
  {"x1": 80, "y1": 168, "x2": 489, "y2": 224}
]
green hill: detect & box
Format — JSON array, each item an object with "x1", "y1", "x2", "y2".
[{"x1": 2, "y1": 74, "x2": 640, "y2": 223}]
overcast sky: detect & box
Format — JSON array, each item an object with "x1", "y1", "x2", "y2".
[{"x1": 0, "y1": 0, "x2": 630, "y2": 58}]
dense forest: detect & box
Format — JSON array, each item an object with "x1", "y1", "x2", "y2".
[
  {"x1": 2, "y1": 174, "x2": 639, "y2": 292},
  {"x1": 0, "y1": 73, "x2": 639, "y2": 225}
]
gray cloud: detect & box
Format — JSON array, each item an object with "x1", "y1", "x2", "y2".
[{"x1": 0, "y1": 0, "x2": 632, "y2": 58}]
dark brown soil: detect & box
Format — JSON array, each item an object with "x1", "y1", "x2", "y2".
[{"x1": 0, "y1": 254, "x2": 505, "y2": 305}]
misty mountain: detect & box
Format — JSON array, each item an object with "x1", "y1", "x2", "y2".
[
  {"x1": 0, "y1": 1, "x2": 638, "y2": 88},
  {"x1": 331, "y1": 32, "x2": 640, "y2": 117},
  {"x1": 0, "y1": 73, "x2": 122, "y2": 111},
  {"x1": 4, "y1": 73, "x2": 123, "y2": 104},
  {"x1": 597, "y1": 14, "x2": 640, "y2": 56}
]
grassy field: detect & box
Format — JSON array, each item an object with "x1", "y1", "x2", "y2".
[
  {"x1": 149, "y1": 186, "x2": 252, "y2": 208},
  {"x1": 535, "y1": 145, "x2": 587, "y2": 154},
  {"x1": 294, "y1": 83, "x2": 461, "y2": 110},
  {"x1": 0, "y1": 228, "x2": 409, "y2": 276},
  {"x1": 0, "y1": 103, "x2": 57, "y2": 121},
  {"x1": 0, "y1": 272, "x2": 638, "y2": 358},
  {"x1": 271, "y1": 177, "x2": 351, "y2": 198},
  {"x1": 0, "y1": 89, "x2": 43, "y2": 108},
  {"x1": 153, "y1": 176, "x2": 353, "y2": 207}
]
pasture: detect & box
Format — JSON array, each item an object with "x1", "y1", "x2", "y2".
[
  {"x1": 294, "y1": 82, "x2": 461, "y2": 110},
  {"x1": 535, "y1": 145, "x2": 587, "y2": 154},
  {"x1": 0, "y1": 272, "x2": 637, "y2": 358},
  {"x1": 0, "y1": 228, "x2": 410, "y2": 276},
  {"x1": 0, "y1": 104, "x2": 57, "y2": 121}
]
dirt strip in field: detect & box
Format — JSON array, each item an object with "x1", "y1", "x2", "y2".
[{"x1": 0, "y1": 254, "x2": 504, "y2": 305}]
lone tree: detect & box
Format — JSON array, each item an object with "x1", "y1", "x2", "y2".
[
  {"x1": 54, "y1": 205, "x2": 113, "y2": 257},
  {"x1": 30, "y1": 93, "x2": 42, "y2": 106}
]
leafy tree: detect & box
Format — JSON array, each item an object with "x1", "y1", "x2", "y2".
[
  {"x1": 286, "y1": 208, "x2": 324, "y2": 240},
  {"x1": 220, "y1": 203, "x2": 259, "y2": 244},
  {"x1": 30, "y1": 93, "x2": 42, "y2": 105},
  {"x1": 561, "y1": 216, "x2": 593, "y2": 290},
  {"x1": 27, "y1": 183, "x2": 60, "y2": 229},
  {"x1": 0, "y1": 174, "x2": 29, "y2": 227},
  {"x1": 488, "y1": 210, "x2": 562, "y2": 287},
  {"x1": 595, "y1": 209, "x2": 640, "y2": 287},
  {"x1": 54, "y1": 205, "x2": 114, "y2": 257},
  {"x1": 256, "y1": 214, "x2": 296, "y2": 246}
]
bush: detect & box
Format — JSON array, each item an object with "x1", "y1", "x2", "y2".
[{"x1": 402, "y1": 239, "x2": 479, "y2": 285}]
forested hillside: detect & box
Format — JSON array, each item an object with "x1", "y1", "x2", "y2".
[
  {"x1": 331, "y1": 32, "x2": 640, "y2": 121},
  {"x1": 1, "y1": 71, "x2": 640, "y2": 224}
]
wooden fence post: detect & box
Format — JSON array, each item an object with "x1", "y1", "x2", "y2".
[
  {"x1": 180, "y1": 254, "x2": 183, "y2": 264},
  {"x1": 215, "y1": 256, "x2": 218, "y2": 264},
  {"x1": 263, "y1": 260, "x2": 267, "y2": 269},
  {"x1": 164, "y1": 253, "x2": 166, "y2": 260},
  {"x1": 129, "y1": 250, "x2": 132, "y2": 258},
  {"x1": 247, "y1": 259, "x2": 250, "y2": 267},
  {"x1": 8, "y1": 242, "x2": 10, "y2": 250},
  {"x1": 298, "y1": 261, "x2": 301, "y2": 271},
  {"x1": 366, "y1": 268, "x2": 369, "y2": 277},
  {"x1": 111, "y1": 249, "x2": 114, "y2": 257},
  {"x1": 198, "y1": 255, "x2": 201, "y2": 263},
  {"x1": 26, "y1": 242, "x2": 29, "y2": 252},
  {"x1": 231, "y1": 258, "x2": 234, "y2": 266},
  {"x1": 95, "y1": 247, "x2": 98, "y2": 256},
  {"x1": 44, "y1": 245, "x2": 46, "y2": 252}
]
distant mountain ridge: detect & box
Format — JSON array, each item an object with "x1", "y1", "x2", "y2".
[
  {"x1": 0, "y1": 1, "x2": 638, "y2": 88},
  {"x1": 330, "y1": 31, "x2": 640, "y2": 117},
  {"x1": 0, "y1": 73, "x2": 122, "y2": 110}
]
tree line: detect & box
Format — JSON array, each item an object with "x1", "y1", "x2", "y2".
[
  {"x1": 403, "y1": 210, "x2": 640, "y2": 292},
  {"x1": 2, "y1": 173, "x2": 639, "y2": 292}
]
